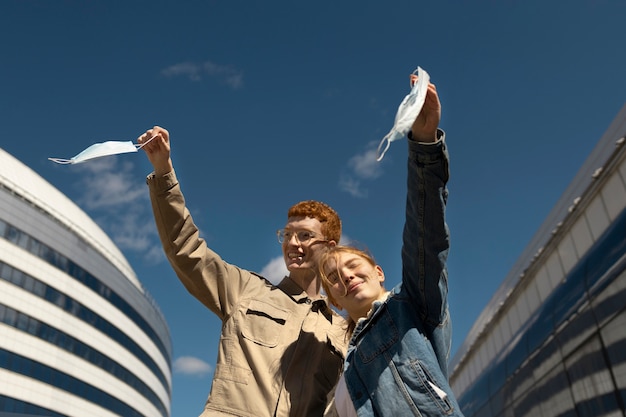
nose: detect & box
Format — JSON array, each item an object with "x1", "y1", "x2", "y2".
[
  {"x1": 341, "y1": 269, "x2": 354, "y2": 283},
  {"x1": 286, "y1": 233, "x2": 300, "y2": 245}
]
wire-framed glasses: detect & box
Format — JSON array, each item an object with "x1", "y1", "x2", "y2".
[{"x1": 276, "y1": 229, "x2": 324, "y2": 244}]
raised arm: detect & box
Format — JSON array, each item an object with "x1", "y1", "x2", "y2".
[
  {"x1": 401, "y1": 83, "x2": 450, "y2": 329},
  {"x1": 138, "y1": 126, "x2": 251, "y2": 320}
]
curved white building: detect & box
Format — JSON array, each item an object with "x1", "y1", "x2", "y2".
[
  {"x1": 450, "y1": 105, "x2": 626, "y2": 416},
  {"x1": 0, "y1": 148, "x2": 172, "y2": 417}
]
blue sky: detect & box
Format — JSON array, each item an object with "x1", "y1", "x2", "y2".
[{"x1": 2, "y1": 1, "x2": 626, "y2": 416}]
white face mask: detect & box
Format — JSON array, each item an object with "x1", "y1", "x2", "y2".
[
  {"x1": 48, "y1": 135, "x2": 156, "y2": 165},
  {"x1": 376, "y1": 66, "x2": 430, "y2": 161}
]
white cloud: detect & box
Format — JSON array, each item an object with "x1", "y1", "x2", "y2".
[
  {"x1": 108, "y1": 212, "x2": 156, "y2": 251},
  {"x1": 339, "y1": 175, "x2": 367, "y2": 198},
  {"x1": 259, "y1": 256, "x2": 288, "y2": 284},
  {"x1": 161, "y1": 62, "x2": 203, "y2": 81},
  {"x1": 144, "y1": 245, "x2": 166, "y2": 264},
  {"x1": 161, "y1": 60, "x2": 243, "y2": 89},
  {"x1": 339, "y1": 141, "x2": 385, "y2": 198},
  {"x1": 173, "y1": 356, "x2": 213, "y2": 377},
  {"x1": 76, "y1": 159, "x2": 145, "y2": 210},
  {"x1": 339, "y1": 234, "x2": 352, "y2": 246},
  {"x1": 73, "y1": 157, "x2": 164, "y2": 264},
  {"x1": 348, "y1": 146, "x2": 383, "y2": 180}
]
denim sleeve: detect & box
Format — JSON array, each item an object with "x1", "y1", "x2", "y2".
[{"x1": 401, "y1": 129, "x2": 450, "y2": 329}]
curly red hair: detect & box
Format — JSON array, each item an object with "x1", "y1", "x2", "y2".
[{"x1": 287, "y1": 200, "x2": 341, "y2": 243}]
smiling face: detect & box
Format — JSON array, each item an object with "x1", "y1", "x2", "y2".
[
  {"x1": 281, "y1": 216, "x2": 332, "y2": 274},
  {"x1": 320, "y1": 248, "x2": 386, "y2": 321}
]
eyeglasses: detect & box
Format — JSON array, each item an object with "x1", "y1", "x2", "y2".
[{"x1": 276, "y1": 229, "x2": 325, "y2": 244}]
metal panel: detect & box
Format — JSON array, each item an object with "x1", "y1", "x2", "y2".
[
  {"x1": 600, "y1": 172, "x2": 626, "y2": 221},
  {"x1": 546, "y1": 251, "x2": 564, "y2": 290},
  {"x1": 600, "y1": 309, "x2": 626, "y2": 412},
  {"x1": 535, "y1": 265, "x2": 552, "y2": 302},
  {"x1": 557, "y1": 233, "x2": 579, "y2": 275},
  {"x1": 570, "y1": 215, "x2": 594, "y2": 262},
  {"x1": 508, "y1": 298, "x2": 522, "y2": 335},
  {"x1": 523, "y1": 279, "x2": 541, "y2": 316},
  {"x1": 586, "y1": 196, "x2": 610, "y2": 240},
  {"x1": 564, "y1": 335, "x2": 620, "y2": 417}
]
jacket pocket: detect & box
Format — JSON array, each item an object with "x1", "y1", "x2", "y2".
[
  {"x1": 241, "y1": 299, "x2": 290, "y2": 347},
  {"x1": 406, "y1": 359, "x2": 454, "y2": 414}
]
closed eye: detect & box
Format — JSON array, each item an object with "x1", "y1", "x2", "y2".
[{"x1": 327, "y1": 272, "x2": 340, "y2": 284}]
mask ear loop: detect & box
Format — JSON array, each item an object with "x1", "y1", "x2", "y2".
[
  {"x1": 376, "y1": 134, "x2": 393, "y2": 162},
  {"x1": 47, "y1": 157, "x2": 73, "y2": 164},
  {"x1": 135, "y1": 134, "x2": 158, "y2": 150}
]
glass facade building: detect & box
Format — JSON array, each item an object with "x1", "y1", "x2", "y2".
[
  {"x1": 0, "y1": 149, "x2": 172, "y2": 417},
  {"x1": 449, "y1": 105, "x2": 626, "y2": 417}
]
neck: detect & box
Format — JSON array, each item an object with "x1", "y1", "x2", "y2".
[
  {"x1": 349, "y1": 290, "x2": 390, "y2": 323},
  {"x1": 289, "y1": 269, "x2": 321, "y2": 299},
  {"x1": 349, "y1": 307, "x2": 371, "y2": 323}
]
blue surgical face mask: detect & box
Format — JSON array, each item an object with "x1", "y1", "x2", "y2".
[
  {"x1": 49, "y1": 135, "x2": 156, "y2": 165},
  {"x1": 376, "y1": 66, "x2": 430, "y2": 161}
]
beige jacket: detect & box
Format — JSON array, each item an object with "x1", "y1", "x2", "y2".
[{"x1": 148, "y1": 171, "x2": 346, "y2": 417}]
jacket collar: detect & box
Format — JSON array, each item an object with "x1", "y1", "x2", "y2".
[{"x1": 277, "y1": 276, "x2": 335, "y2": 322}]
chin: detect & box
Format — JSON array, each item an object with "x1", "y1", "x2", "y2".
[{"x1": 289, "y1": 264, "x2": 313, "y2": 273}]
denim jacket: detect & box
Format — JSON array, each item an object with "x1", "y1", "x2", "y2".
[{"x1": 343, "y1": 132, "x2": 464, "y2": 416}]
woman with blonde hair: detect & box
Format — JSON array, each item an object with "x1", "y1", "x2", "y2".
[{"x1": 321, "y1": 82, "x2": 464, "y2": 417}]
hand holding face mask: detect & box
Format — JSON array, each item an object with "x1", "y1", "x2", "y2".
[{"x1": 376, "y1": 66, "x2": 430, "y2": 161}]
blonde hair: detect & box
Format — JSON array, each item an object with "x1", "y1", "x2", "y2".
[{"x1": 318, "y1": 245, "x2": 380, "y2": 336}]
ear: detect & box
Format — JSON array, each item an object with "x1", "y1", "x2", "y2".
[
  {"x1": 327, "y1": 240, "x2": 337, "y2": 247},
  {"x1": 375, "y1": 265, "x2": 385, "y2": 284}
]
